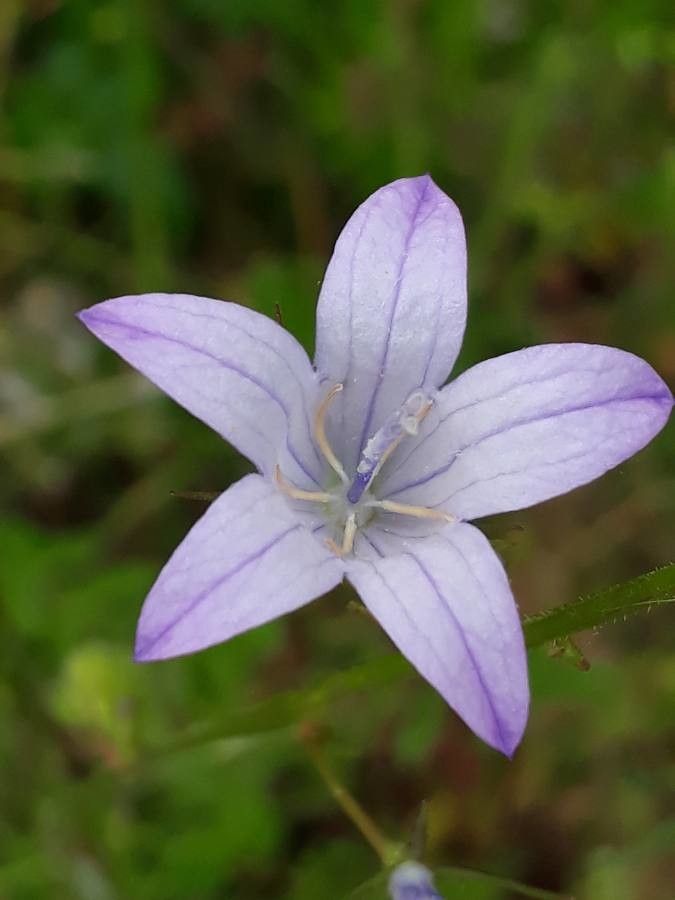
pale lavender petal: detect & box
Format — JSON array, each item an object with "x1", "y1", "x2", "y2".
[
  {"x1": 381, "y1": 344, "x2": 673, "y2": 521},
  {"x1": 314, "y1": 176, "x2": 466, "y2": 473},
  {"x1": 348, "y1": 523, "x2": 528, "y2": 756},
  {"x1": 78, "y1": 293, "x2": 324, "y2": 488},
  {"x1": 135, "y1": 474, "x2": 344, "y2": 660}
]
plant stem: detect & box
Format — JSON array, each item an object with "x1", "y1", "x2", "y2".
[
  {"x1": 523, "y1": 563, "x2": 675, "y2": 647},
  {"x1": 300, "y1": 727, "x2": 399, "y2": 866}
]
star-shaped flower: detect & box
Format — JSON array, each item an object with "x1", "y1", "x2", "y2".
[{"x1": 78, "y1": 176, "x2": 672, "y2": 755}]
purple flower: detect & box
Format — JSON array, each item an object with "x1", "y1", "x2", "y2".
[
  {"x1": 78, "y1": 176, "x2": 672, "y2": 756},
  {"x1": 388, "y1": 861, "x2": 443, "y2": 899}
]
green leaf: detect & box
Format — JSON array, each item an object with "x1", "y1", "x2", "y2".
[{"x1": 346, "y1": 865, "x2": 566, "y2": 899}]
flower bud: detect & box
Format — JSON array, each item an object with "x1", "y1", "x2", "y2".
[{"x1": 388, "y1": 861, "x2": 443, "y2": 899}]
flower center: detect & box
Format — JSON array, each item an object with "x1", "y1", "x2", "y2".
[{"x1": 275, "y1": 383, "x2": 454, "y2": 556}]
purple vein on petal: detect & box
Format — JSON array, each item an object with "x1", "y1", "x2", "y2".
[
  {"x1": 82, "y1": 311, "x2": 322, "y2": 487},
  {"x1": 340, "y1": 200, "x2": 378, "y2": 441},
  {"x1": 135, "y1": 523, "x2": 302, "y2": 659},
  {"x1": 354, "y1": 177, "x2": 432, "y2": 460},
  {"x1": 419, "y1": 221, "x2": 454, "y2": 388},
  {"x1": 405, "y1": 550, "x2": 510, "y2": 754},
  {"x1": 169, "y1": 361, "x2": 278, "y2": 457},
  {"x1": 382, "y1": 367, "x2": 629, "y2": 486},
  {"x1": 355, "y1": 545, "x2": 508, "y2": 752},
  {"x1": 419, "y1": 302, "x2": 444, "y2": 388},
  {"x1": 386, "y1": 390, "x2": 670, "y2": 498},
  {"x1": 358, "y1": 529, "x2": 385, "y2": 558},
  {"x1": 151, "y1": 300, "x2": 326, "y2": 475},
  {"x1": 225, "y1": 555, "x2": 339, "y2": 637},
  {"x1": 429, "y1": 432, "x2": 642, "y2": 512},
  {"x1": 360, "y1": 528, "x2": 521, "y2": 754},
  {"x1": 356, "y1": 554, "x2": 442, "y2": 669}
]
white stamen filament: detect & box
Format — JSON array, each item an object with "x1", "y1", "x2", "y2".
[
  {"x1": 314, "y1": 383, "x2": 349, "y2": 484},
  {"x1": 274, "y1": 465, "x2": 333, "y2": 503},
  {"x1": 324, "y1": 512, "x2": 358, "y2": 556},
  {"x1": 369, "y1": 499, "x2": 455, "y2": 523}
]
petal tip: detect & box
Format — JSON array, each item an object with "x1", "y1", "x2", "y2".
[
  {"x1": 497, "y1": 731, "x2": 523, "y2": 759},
  {"x1": 485, "y1": 722, "x2": 523, "y2": 758},
  {"x1": 411, "y1": 171, "x2": 434, "y2": 189},
  {"x1": 133, "y1": 629, "x2": 164, "y2": 663},
  {"x1": 390, "y1": 172, "x2": 445, "y2": 203},
  {"x1": 641, "y1": 377, "x2": 673, "y2": 436},
  {"x1": 76, "y1": 302, "x2": 112, "y2": 333},
  {"x1": 75, "y1": 306, "x2": 94, "y2": 326},
  {"x1": 133, "y1": 642, "x2": 154, "y2": 664},
  {"x1": 492, "y1": 699, "x2": 529, "y2": 758},
  {"x1": 659, "y1": 389, "x2": 674, "y2": 409}
]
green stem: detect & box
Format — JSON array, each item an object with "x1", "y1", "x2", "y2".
[
  {"x1": 523, "y1": 564, "x2": 675, "y2": 647},
  {"x1": 301, "y1": 728, "x2": 400, "y2": 866}
]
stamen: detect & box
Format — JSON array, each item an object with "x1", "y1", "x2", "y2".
[
  {"x1": 342, "y1": 513, "x2": 358, "y2": 554},
  {"x1": 325, "y1": 512, "x2": 358, "y2": 556},
  {"x1": 370, "y1": 499, "x2": 455, "y2": 523},
  {"x1": 347, "y1": 390, "x2": 433, "y2": 504},
  {"x1": 324, "y1": 537, "x2": 342, "y2": 555},
  {"x1": 315, "y1": 383, "x2": 349, "y2": 484},
  {"x1": 274, "y1": 465, "x2": 333, "y2": 503}
]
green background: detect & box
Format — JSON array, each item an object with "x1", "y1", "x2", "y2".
[{"x1": 1, "y1": 1, "x2": 674, "y2": 897}]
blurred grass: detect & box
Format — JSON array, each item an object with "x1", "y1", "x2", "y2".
[{"x1": 0, "y1": 1, "x2": 674, "y2": 898}]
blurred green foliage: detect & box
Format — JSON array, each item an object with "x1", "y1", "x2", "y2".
[{"x1": 0, "y1": 1, "x2": 674, "y2": 897}]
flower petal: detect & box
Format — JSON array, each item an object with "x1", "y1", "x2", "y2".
[
  {"x1": 78, "y1": 293, "x2": 324, "y2": 487},
  {"x1": 381, "y1": 344, "x2": 673, "y2": 520},
  {"x1": 135, "y1": 474, "x2": 344, "y2": 661},
  {"x1": 314, "y1": 175, "x2": 466, "y2": 473},
  {"x1": 348, "y1": 523, "x2": 528, "y2": 755}
]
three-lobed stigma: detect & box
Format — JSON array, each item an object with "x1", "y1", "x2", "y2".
[{"x1": 275, "y1": 384, "x2": 454, "y2": 556}]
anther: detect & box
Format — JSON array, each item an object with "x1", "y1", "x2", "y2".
[
  {"x1": 315, "y1": 383, "x2": 349, "y2": 484},
  {"x1": 274, "y1": 465, "x2": 333, "y2": 503}
]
